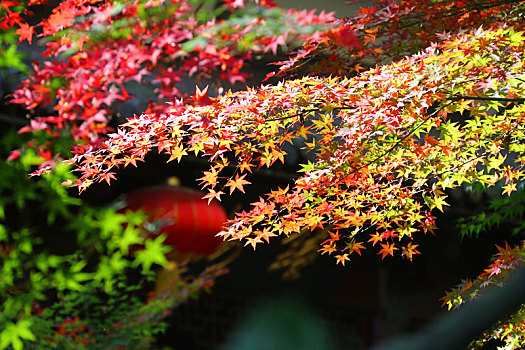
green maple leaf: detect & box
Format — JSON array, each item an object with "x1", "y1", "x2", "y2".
[
  {"x1": 0, "y1": 319, "x2": 36, "y2": 350},
  {"x1": 53, "y1": 261, "x2": 94, "y2": 292},
  {"x1": 116, "y1": 226, "x2": 143, "y2": 254},
  {"x1": 132, "y1": 235, "x2": 171, "y2": 273},
  {"x1": 424, "y1": 194, "x2": 449, "y2": 212},
  {"x1": 0, "y1": 44, "x2": 27, "y2": 72},
  {"x1": 94, "y1": 252, "x2": 129, "y2": 291},
  {"x1": 299, "y1": 161, "x2": 316, "y2": 173},
  {"x1": 439, "y1": 120, "x2": 462, "y2": 142},
  {"x1": 98, "y1": 209, "x2": 127, "y2": 239}
]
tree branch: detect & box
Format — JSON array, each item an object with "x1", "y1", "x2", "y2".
[
  {"x1": 371, "y1": 265, "x2": 525, "y2": 350},
  {"x1": 449, "y1": 95, "x2": 525, "y2": 103}
]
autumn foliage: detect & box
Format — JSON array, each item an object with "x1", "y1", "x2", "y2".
[
  {"x1": 55, "y1": 5, "x2": 525, "y2": 264},
  {"x1": 3, "y1": 0, "x2": 525, "y2": 348}
]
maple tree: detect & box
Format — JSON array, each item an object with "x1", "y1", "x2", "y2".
[
  {"x1": 3, "y1": 0, "x2": 525, "y2": 348},
  {"x1": 65, "y1": 4, "x2": 525, "y2": 261},
  {"x1": 1, "y1": 0, "x2": 330, "y2": 348}
]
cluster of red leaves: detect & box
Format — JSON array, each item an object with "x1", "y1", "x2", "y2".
[
  {"x1": 0, "y1": 1, "x2": 41, "y2": 44},
  {"x1": 68, "y1": 25, "x2": 525, "y2": 262},
  {"x1": 53, "y1": 317, "x2": 90, "y2": 344},
  {"x1": 5, "y1": 1, "x2": 525, "y2": 265},
  {"x1": 268, "y1": 0, "x2": 523, "y2": 79},
  {"x1": 7, "y1": 0, "x2": 343, "y2": 158}
]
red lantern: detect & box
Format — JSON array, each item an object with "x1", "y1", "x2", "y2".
[{"x1": 122, "y1": 185, "x2": 227, "y2": 258}]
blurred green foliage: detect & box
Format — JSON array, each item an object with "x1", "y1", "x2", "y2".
[
  {"x1": 0, "y1": 130, "x2": 173, "y2": 349},
  {"x1": 457, "y1": 182, "x2": 525, "y2": 238}
]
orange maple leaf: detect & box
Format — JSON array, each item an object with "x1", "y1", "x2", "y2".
[
  {"x1": 225, "y1": 173, "x2": 250, "y2": 194},
  {"x1": 335, "y1": 254, "x2": 350, "y2": 266},
  {"x1": 303, "y1": 214, "x2": 324, "y2": 230},
  {"x1": 99, "y1": 172, "x2": 117, "y2": 185},
  {"x1": 502, "y1": 182, "x2": 517, "y2": 196},
  {"x1": 368, "y1": 232, "x2": 383, "y2": 246},
  {"x1": 256, "y1": 227, "x2": 277, "y2": 244},
  {"x1": 319, "y1": 243, "x2": 337, "y2": 255},
  {"x1": 347, "y1": 241, "x2": 365, "y2": 256},
  {"x1": 166, "y1": 144, "x2": 188, "y2": 163},
  {"x1": 244, "y1": 236, "x2": 263, "y2": 250},
  {"x1": 378, "y1": 242, "x2": 397, "y2": 259},
  {"x1": 197, "y1": 168, "x2": 219, "y2": 188},
  {"x1": 401, "y1": 242, "x2": 420, "y2": 261},
  {"x1": 123, "y1": 156, "x2": 143, "y2": 168},
  {"x1": 238, "y1": 160, "x2": 253, "y2": 173},
  {"x1": 321, "y1": 231, "x2": 340, "y2": 245},
  {"x1": 258, "y1": 151, "x2": 274, "y2": 168},
  {"x1": 202, "y1": 189, "x2": 224, "y2": 204}
]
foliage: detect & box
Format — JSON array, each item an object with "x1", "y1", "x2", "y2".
[
  {"x1": 1, "y1": 0, "x2": 325, "y2": 348},
  {"x1": 457, "y1": 184, "x2": 525, "y2": 238},
  {"x1": 72, "y1": 24, "x2": 525, "y2": 263},
  {"x1": 0, "y1": 131, "x2": 141, "y2": 348},
  {"x1": 6, "y1": 0, "x2": 336, "y2": 153},
  {"x1": 446, "y1": 181, "x2": 525, "y2": 349},
  {"x1": 23, "y1": 264, "x2": 226, "y2": 349},
  {"x1": 269, "y1": 0, "x2": 524, "y2": 79},
  {"x1": 0, "y1": 0, "x2": 28, "y2": 72},
  {"x1": 4, "y1": 0, "x2": 525, "y2": 348},
  {"x1": 26, "y1": 277, "x2": 168, "y2": 349},
  {"x1": 0, "y1": 130, "x2": 227, "y2": 349},
  {"x1": 442, "y1": 242, "x2": 525, "y2": 349}
]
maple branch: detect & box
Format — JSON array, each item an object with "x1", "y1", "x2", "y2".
[
  {"x1": 263, "y1": 106, "x2": 353, "y2": 123},
  {"x1": 335, "y1": 101, "x2": 455, "y2": 182},
  {"x1": 192, "y1": 1, "x2": 205, "y2": 14},
  {"x1": 449, "y1": 95, "x2": 525, "y2": 103},
  {"x1": 372, "y1": 265, "x2": 525, "y2": 350},
  {"x1": 184, "y1": 156, "x2": 297, "y2": 182},
  {"x1": 395, "y1": 0, "x2": 524, "y2": 31},
  {"x1": 267, "y1": 102, "x2": 453, "y2": 223},
  {"x1": 434, "y1": 135, "x2": 525, "y2": 180}
]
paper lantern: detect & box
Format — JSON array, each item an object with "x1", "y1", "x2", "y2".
[{"x1": 122, "y1": 185, "x2": 227, "y2": 257}]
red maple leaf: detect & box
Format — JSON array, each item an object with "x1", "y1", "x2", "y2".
[
  {"x1": 16, "y1": 23, "x2": 34, "y2": 44},
  {"x1": 193, "y1": 85, "x2": 212, "y2": 105},
  {"x1": 401, "y1": 242, "x2": 420, "y2": 261},
  {"x1": 1, "y1": 1, "x2": 18, "y2": 10},
  {"x1": 368, "y1": 232, "x2": 383, "y2": 246},
  {"x1": 326, "y1": 26, "x2": 361, "y2": 50},
  {"x1": 7, "y1": 149, "x2": 21, "y2": 161}
]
